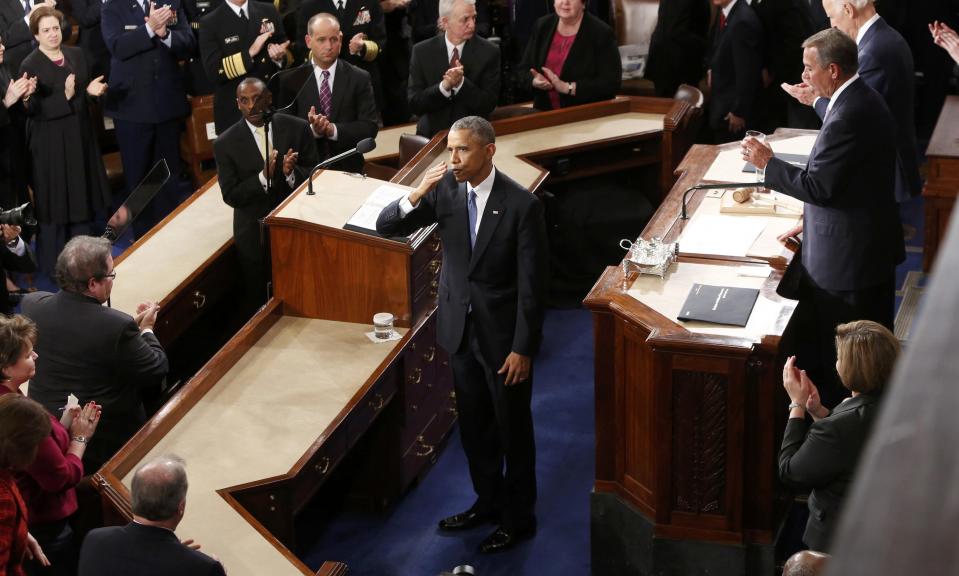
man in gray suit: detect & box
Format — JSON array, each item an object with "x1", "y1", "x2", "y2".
[
  {"x1": 742, "y1": 28, "x2": 903, "y2": 409},
  {"x1": 23, "y1": 236, "x2": 169, "y2": 471}
]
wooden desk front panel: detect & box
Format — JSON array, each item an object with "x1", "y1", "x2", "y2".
[{"x1": 923, "y1": 96, "x2": 959, "y2": 272}]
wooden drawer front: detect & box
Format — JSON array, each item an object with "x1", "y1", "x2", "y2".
[
  {"x1": 403, "y1": 318, "x2": 438, "y2": 420},
  {"x1": 411, "y1": 231, "x2": 442, "y2": 277},
  {"x1": 291, "y1": 424, "x2": 348, "y2": 508},
  {"x1": 348, "y1": 367, "x2": 399, "y2": 443},
  {"x1": 399, "y1": 390, "x2": 457, "y2": 489},
  {"x1": 154, "y1": 247, "x2": 237, "y2": 347}
]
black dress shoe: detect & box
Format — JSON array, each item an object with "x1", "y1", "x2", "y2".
[
  {"x1": 437, "y1": 509, "x2": 494, "y2": 531},
  {"x1": 478, "y1": 525, "x2": 535, "y2": 553}
]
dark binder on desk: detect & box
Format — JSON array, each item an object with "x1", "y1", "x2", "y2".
[
  {"x1": 744, "y1": 153, "x2": 808, "y2": 173},
  {"x1": 678, "y1": 284, "x2": 760, "y2": 327}
]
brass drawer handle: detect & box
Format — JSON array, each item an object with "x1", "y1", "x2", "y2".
[
  {"x1": 428, "y1": 260, "x2": 441, "y2": 274},
  {"x1": 429, "y1": 238, "x2": 441, "y2": 252},
  {"x1": 414, "y1": 436, "x2": 435, "y2": 457},
  {"x1": 192, "y1": 290, "x2": 207, "y2": 309},
  {"x1": 369, "y1": 393, "x2": 385, "y2": 412},
  {"x1": 422, "y1": 346, "x2": 435, "y2": 363},
  {"x1": 408, "y1": 367, "x2": 422, "y2": 385},
  {"x1": 314, "y1": 456, "x2": 330, "y2": 475}
]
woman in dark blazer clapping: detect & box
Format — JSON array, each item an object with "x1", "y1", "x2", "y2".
[
  {"x1": 778, "y1": 320, "x2": 900, "y2": 552},
  {"x1": 518, "y1": 0, "x2": 621, "y2": 111}
]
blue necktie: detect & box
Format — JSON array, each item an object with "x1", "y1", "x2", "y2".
[{"x1": 467, "y1": 188, "x2": 477, "y2": 248}]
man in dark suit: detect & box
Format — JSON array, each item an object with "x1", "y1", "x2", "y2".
[
  {"x1": 377, "y1": 116, "x2": 548, "y2": 553},
  {"x1": 296, "y1": 0, "x2": 386, "y2": 116},
  {"x1": 407, "y1": 0, "x2": 499, "y2": 137},
  {"x1": 742, "y1": 28, "x2": 903, "y2": 409},
  {"x1": 279, "y1": 12, "x2": 376, "y2": 173},
  {"x1": 102, "y1": 0, "x2": 195, "y2": 237},
  {"x1": 183, "y1": 0, "x2": 223, "y2": 94},
  {"x1": 78, "y1": 455, "x2": 227, "y2": 576},
  {"x1": 214, "y1": 77, "x2": 318, "y2": 312},
  {"x1": 22, "y1": 236, "x2": 169, "y2": 472},
  {"x1": 783, "y1": 0, "x2": 921, "y2": 203},
  {"x1": 645, "y1": 0, "x2": 710, "y2": 98},
  {"x1": 707, "y1": 0, "x2": 764, "y2": 142},
  {"x1": 199, "y1": 0, "x2": 290, "y2": 134}
]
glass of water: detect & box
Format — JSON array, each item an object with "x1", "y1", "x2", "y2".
[{"x1": 745, "y1": 130, "x2": 767, "y2": 188}]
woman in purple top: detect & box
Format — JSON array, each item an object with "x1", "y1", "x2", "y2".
[{"x1": 519, "y1": 0, "x2": 621, "y2": 111}]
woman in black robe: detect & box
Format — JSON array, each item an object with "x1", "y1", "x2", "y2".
[{"x1": 20, "y1": 6, "x2": 110, "y2": 274}]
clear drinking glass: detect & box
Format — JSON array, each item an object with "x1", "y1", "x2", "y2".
[{"x1": 745, "y1": 130, "x2": 767, "y2": 187}]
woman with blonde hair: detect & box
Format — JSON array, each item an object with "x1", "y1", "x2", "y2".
[{"x1": 778, "y1": 320, "x2": 900, "y2": 552}]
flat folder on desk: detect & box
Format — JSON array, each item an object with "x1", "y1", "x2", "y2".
[
  {"x1": 743, "y1": 153, "x2": 808, "y2": 173},
  {"x1": 678, "y1": 283, "x2": 760, "y2": 327}
]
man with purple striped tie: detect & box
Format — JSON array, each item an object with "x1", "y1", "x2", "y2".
[{"x1": 278, "y1": 12, "x2": 377, "y2": 173}]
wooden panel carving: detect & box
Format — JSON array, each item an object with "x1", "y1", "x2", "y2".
[{"x1": 671, "y1": 370, "x2": 728, "y2": 515}]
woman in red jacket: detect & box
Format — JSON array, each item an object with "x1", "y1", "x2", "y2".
[
  {"x1": 0, "y1": 394, "x2": 52, "y2": 575},
  {"x1": 0, "y1": 315, "x2": 100, "y2": 575}
]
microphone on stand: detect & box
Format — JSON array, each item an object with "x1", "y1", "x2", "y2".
[
  {"x1": 680, "y1": 181, "x2": 768, "y2": 220},
  {"x1": 306, "y1": 138, "x2": 377, "y2": 195}
]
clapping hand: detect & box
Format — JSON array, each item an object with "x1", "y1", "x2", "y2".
[
  {"x1": 146, "y1": 3, "x2": 173, "y2": 36},
  {"x1": 930, "y1": 21, "x2": 959, "y2": 64},
  {"x1": 64, "y1": 73, "x2": 76, "y2": 100},
  {"x1": 282, "y1": 148, "x2": 298, "y2": 177},
  {"x1": 0, "y1": 224, "x2": 21, "y2": 244},
  {"x1": 441, "y1": 65, "x2": 464, "y2": 91},
  {"x1": 540, "y1": 66, "x2": 567, "y2": 93},
  {"x1": 68, "y1": 402, "x2": 102, "y2": 438},
  {"x1": 529, "y1": 68, "x2": 551, "y2": 91},
  {"x1": 349, "y1": 32, "x2": 366, "y2": 55},
  {"x1": 86, "y1": 75, "x2": 108, "y2": 97},
  {"x1": 782, "y1": 355, "x2": 810, "y2": 408},
  {"x1": 249, "y1": 30, "x2": 273, "y2": 58},
  {"x1": 805, "y1": 380, "x2": 830, "y2": 421},
  {"x1": 267, "y1": 40, "x2": 290, "y2": 62},
  {"x1": 3, "y1": 73, "x2": 35, "y2": 107},
  {"x1": 135, "y1": 301, "x2": 160, "y2": 331},
  {"x1": 307, "y1": 105, "x2": 333, "y2": 137},
  {"x1": 262, "y1": 148, "x2": 279, "y2": 181}
]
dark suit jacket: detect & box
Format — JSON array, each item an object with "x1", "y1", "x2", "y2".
[
  {"x1": 102, "y1": 0, "x2": 195, "y2": 123},
  {"x1": 199, "y1": 0, "x2": 287, "y2": 132},
  {"x1": 707, "y1": 0, "x2": 763, "y2": 131},
  {"x1": 779, "y1": 394, "x2": 879, "y2": 551},
  {"x1": 0, "y1": 240, "x2": 35, "y2": 315},
  {"x1": 376, "y1": 169, "x2": 548, "y2": 367},
  {"x1": 812, "y1": 17, "x2": 921, "y2": 202},
  {"x1": 278, "y1": 58, "x2": 377, "y2": 173},
  {"x1": 1, "y1": 0, "x2": 35, "y2": 75},
  {"x1": 79, "y1": 522, "x2": 226, "y2": 576},
  {"x1": 72, "y1": 0, "x2": 113, "y2": 78},
  {"x1": 765, "y1": 78, "x2": 903, "y2": 292},
  {"x1": 408, "y1": 34, "x2": 499, "y2": 137},
  {"x1": 644, "y1": 0, "x2": 710, "y2": 97},
  {"x1": 519, "y1": 12, "x2": 621, "y2": 111},
  {"x1": 213, "y1": 113, "x2": 318, "y2": 264},
  {"x1": 21, "y1": 291, "x2": 169, "y2": 472}
]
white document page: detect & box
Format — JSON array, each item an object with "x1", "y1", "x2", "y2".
[
  {"x1": 702, "y1": 134, "x2": 819, "y2": 182},
  {"x1": 346, "y1": 184, "x2": 412, "y2": 231},
  {"x1": 679, "y1": 214, "x2": 766, "y2": 257}
]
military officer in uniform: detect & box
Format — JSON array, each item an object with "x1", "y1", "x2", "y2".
[
  {"x1": 199, "y1": 0, "x2": 290, "y2": 134},
  {"x1": 183, "y1": 0, "x2": 222, "y2": 95}
]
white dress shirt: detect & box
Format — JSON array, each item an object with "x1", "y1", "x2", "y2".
[
  {"x1": 439, "y1": 34, "x2": 466, "y2": 97},
  {"x1": 824, "y1": 73, "x2": 859, "y2": 118},
  {"x1": 245, "y1": 120, "x2": 297, "y2": 189},
  {"x1": 855, "y1": 13, "x2": 881, "y2": 45}
]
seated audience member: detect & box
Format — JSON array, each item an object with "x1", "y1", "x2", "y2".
[
  {"x1": 20, "y1": 6, "x2": 111, "y2": 275},
  {"x1": 408, "y1": 0, "x2": 499, "y2": 137},
  {"x1": 0, "y1": 224, "x2": 36, "y2": 316},
  {"x1": 519, "y1": 0, "x2": 621, "y2": 111},
  {"x1": 784, "y1": 550, "x2": 830, "y2": 576},
  {"x1": 779, "y1": 320, "x2": 900, "y2": 552},
  {"x1": 930, "y1": 20, "x2": 959, "y2": 65},
  {"x1": 0, "y1": 315, "x2": 100, "y2": 576},
  {"x1": 22, "y1": 236, "x2": 168, "y2": 473},
  {"x1": 706, "y1": 0, "x2": 763, "y2": 142},
  {"x1": 0, "y1": 394, "x2": 53, "y2": 575},
  {"x1": 78, "y1": 455, "x2": 226, "y2": 576},
  {"x1": 279, "y1": 13, "x2": 377, "y2": 173}
]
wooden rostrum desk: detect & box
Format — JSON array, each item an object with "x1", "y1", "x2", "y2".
[
  {"x1": 585, "y1": 131, "x2": 815, "y2": 576},
  {"x1": 92, "y1": 98, "x2": 699, "y2": 575}
]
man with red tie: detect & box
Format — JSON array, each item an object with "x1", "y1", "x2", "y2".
[
  {"x1": 407, "y1": 0, "x2": 499, "y2": 137},
  {"x1": 706, "y1": 0, "x2": 764, "y2": 142}
]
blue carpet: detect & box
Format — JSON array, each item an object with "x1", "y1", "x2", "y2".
[{"x1": 301, "y1": 309, "x2": 596, "y2": 576}]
